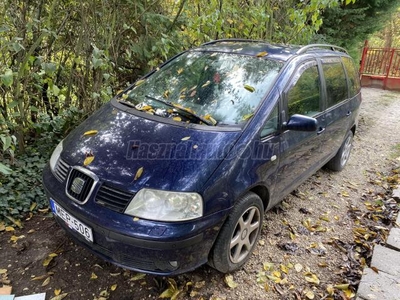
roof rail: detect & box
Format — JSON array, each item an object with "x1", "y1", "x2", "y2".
[
  {"x1": 201, "y1": 39, "x2": 264, "y2": 46},
  {"x1": 296, "y1": 44, "x2": 348, "y2": 55}
]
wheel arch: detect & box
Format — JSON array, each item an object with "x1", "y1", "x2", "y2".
[{"x1": 249, "y1": 184, "x2": 270, "y2": 212}]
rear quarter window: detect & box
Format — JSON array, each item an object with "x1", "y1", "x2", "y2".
[
  {"x1": 342, "y1": 57, "x2": 361, "y2": 97},
  {"x1": 321, "y1": 58, "x2": 348, "y2": 108}
]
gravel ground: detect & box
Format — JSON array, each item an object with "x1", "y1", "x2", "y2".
[{"x1": 1, "y1": 87, "x2": 400, "y2": 300}]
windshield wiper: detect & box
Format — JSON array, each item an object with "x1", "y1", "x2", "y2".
[{"x1": 145, "y1": 95, "x2": 215, "y2": 126}]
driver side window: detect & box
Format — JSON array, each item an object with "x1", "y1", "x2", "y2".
[{"x1": 287, "y1": 64, "x2": 321, "y2": 117}]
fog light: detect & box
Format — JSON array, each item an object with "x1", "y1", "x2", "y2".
[{"x1": 169, "y1": 261, "x2": 178, "y2": 268}]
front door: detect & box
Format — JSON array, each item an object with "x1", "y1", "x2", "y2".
[{"x1": 274, "y1": 59, "x2": 327, "y2": 199}]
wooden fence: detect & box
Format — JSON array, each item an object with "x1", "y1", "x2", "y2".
[{"x1": 360, "y1": 40, "x2": 400, "y2": 91}]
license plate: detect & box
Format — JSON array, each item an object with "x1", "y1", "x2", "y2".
[{"x1": 50, "y1": 199, "x2": 94, "y2": 243}]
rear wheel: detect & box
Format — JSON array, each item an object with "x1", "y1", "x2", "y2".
[
  {"x1": 209, "y1": 192, "x2": 263, "y2": 273},
  {"x1": 326, "y1": 130, "x2": 353, "y2": 171}
]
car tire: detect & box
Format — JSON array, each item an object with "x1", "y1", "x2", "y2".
[
  {"x1": 208, "y1": 192, "x2": 263, "y2": 273},
  {"x1": 326, "y1": 130, "x2": 354, "y2": 171}
]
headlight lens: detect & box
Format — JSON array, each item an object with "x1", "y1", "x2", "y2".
[
  {"x1": 125, "y1": 189, "x2": 203, "y2": 221},
  {"x1": 49, "y1": 140, "x2": 63, "y2": 172}
]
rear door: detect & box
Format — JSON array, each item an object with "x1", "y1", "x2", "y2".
[
  {"x1": 274, "y1": 59, "x2": 327, "y2": 199},
  {"x1": 319, "y1": 57, "x2": 352, "y2": 157}
]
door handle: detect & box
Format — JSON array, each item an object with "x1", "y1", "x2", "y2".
[
  {"x1": 317, "y1": 127, "x2": 325, "y2": 135},
  {"x1": 346, "y1": 111, "x2": 352, "y2": 116}
]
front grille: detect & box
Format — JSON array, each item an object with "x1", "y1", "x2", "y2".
[
  {"x1": 54, "y1": 158, "x2": 70, "y2": 182},
  {"x1": 95, "y1": 184, "x2": 134, "y2": 213},
  {"x1": 66, "y1": 168, "x2": 96, "y2": 203}
]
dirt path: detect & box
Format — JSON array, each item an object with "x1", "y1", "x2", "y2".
[{"x1": 1, "y1": 88, "x2": 400, "y2": 300}]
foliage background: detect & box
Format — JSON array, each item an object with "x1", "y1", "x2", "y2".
[{"x1": 1, "y1": 0, "x2": 399, "y2": 221}]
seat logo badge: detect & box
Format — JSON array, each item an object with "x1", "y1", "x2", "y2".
[{"x1": 71, "y1": 177, "x2": 85, "y2": 195}]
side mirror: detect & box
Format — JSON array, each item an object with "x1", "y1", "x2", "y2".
[{"x1": 284, "y1": 114, "x2": 318, "y2": 132}]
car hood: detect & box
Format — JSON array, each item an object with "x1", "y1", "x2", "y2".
[{"x1": 61, "y1": 102, "x2": 241, "y2": 192}]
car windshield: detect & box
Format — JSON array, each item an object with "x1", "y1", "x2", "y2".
[{"x1": 121, "y1": 51, "x2": 283, "y2": 125}]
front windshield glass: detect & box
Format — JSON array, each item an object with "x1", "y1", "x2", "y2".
[{"x1": 121, "y1": 51, "x2": 283, "y2": 125}]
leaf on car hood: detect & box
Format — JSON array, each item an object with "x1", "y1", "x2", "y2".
[
  {"x1": 83, "y1": 156, "x2": 95, "y2": 166},
  {"x1": 134, "y1": 167, "x2": 144, "y2": 181},
  {"x1": 83, "y1": 130, "x2": 98, "y2": 136}
]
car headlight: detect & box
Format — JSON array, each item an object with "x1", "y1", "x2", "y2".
[
  {"x1": 125, "y1": 188, "x2": 203, "y2": 222},
  {"x1": 49, "y1": 140, "x2": 63, "y2": 172}
]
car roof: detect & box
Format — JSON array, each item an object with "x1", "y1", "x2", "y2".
[{"x1": 194, "y1": 39, "x2": 348, "y2": 62}]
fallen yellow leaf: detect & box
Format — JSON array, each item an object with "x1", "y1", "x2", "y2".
[
  {"x1": 31, "y1": 274, "x2": 48, "y2": 281},
  {"x1": 181, "y1": 136, "x2": 191, "y2": 141},
  {"x1": 111, "y1": 284, "x2": 117, "y2": 291},
  {"x1": 6, "y1": 216, "x2": 22, "y2": 228},
  {"x1": 224, "y1": 274, "x2": 238, "y2": 288},
  {"x1": 83, "y1": 130, "x2": 98, "y2": 136},
  {"x1": 172, "y1": 116, "x2": 182, "y2": 122},
  {"x1": 42, "y1": 276, "x2": 51, "y2": 286},
  {"x1": 30, "y1": 202, "x2": 37, "y2": 211},
  {"x1": 10, "y1": 235, "x2": 25, "y2": 243},
  {"x1": 334, "y1": 283, "x2": 350, "y2": 290},
  {"x1": 305, "y1": 290, "x2": 315, "y2": 299},
  {"x1": 134, "y1": 79, "x2": 145, "y2": 86},
  {"x1": 49, "y1": 293, "x2": 68, "y2": 300},
  {"x1": 83, "y1": 156, "x2": 95, "y2": 166},
  {"x1": 305, "y1": 273, "x2": 320, "y2": 285},
  {"x1": 295, "y1": 263, "x2": 303, "y2": 272},
  {"x1": 244, "y1": 84, "x2": 255, "y2": 92},
  {"x1": 256, "y1": 51, "x2": 268, "y2": 57},
  {"x1": 130, "y1": 273, "x2": 146, "y2": 281},
  {"x1": 90, "y1": 272, "x2": 98, "y2": 280},
  {"x1": 43, "y1": 253, "x2": 58, "y2": 267},
  {"x1": 54, "y1": 289, "x2": 61, "y2": 296},
  {"x1": 134, "y1": 167, "x2": 144, "y2": 181}
]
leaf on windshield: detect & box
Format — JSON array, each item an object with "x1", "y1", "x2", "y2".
[
  {"x1": 179, "y1": 94, "x2": 186, "y2": 99},
  {"x1": 201, "y1": 80, "x2": 210, "y2": 88},
  {"x1": 244, "y1": 84, "x2": 255, "y2": 92},
  {"x1": 163, "y1": 90, "x2": 170, "y2": 99},
  {"x1": 204, "y1": 114, "x2": 217, "y2": 125},
  {"x1": 173, "y1": 116, "x2": 182, "y2": 122},
  {"x1": 140, "y1": 105, "x2": 153, "y2": 111},
  {"x1": 177, "y1": 68, "x2": 184, "y2": 75},
  {"x1": 243, "y1": 113, "x2": 254, "y2": 121},
  {"x1": 256, "y1": 51, "x2": 268, "y2": 57},
  {"x1": 134, "y1": 79, "x2": 145, "y2": 86},
  {"x1": 190, "y1": 90, "x2": 196, "y2": 97}
]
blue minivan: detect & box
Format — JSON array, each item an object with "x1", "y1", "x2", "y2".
[{"x1": 42, "y1": 40, "x2": 361, "y2": 275}]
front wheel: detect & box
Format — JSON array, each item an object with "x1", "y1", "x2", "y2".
[
  {"x1": 326, "y1": 130, "x2": 354, "y2": 171},
  {"x1": 208, "y1": 192, "x2": 263, "y2": 273}
]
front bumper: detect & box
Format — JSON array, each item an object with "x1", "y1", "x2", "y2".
[{"x1": 43, "y1": 164, "x2": 227, "y2": 275}]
